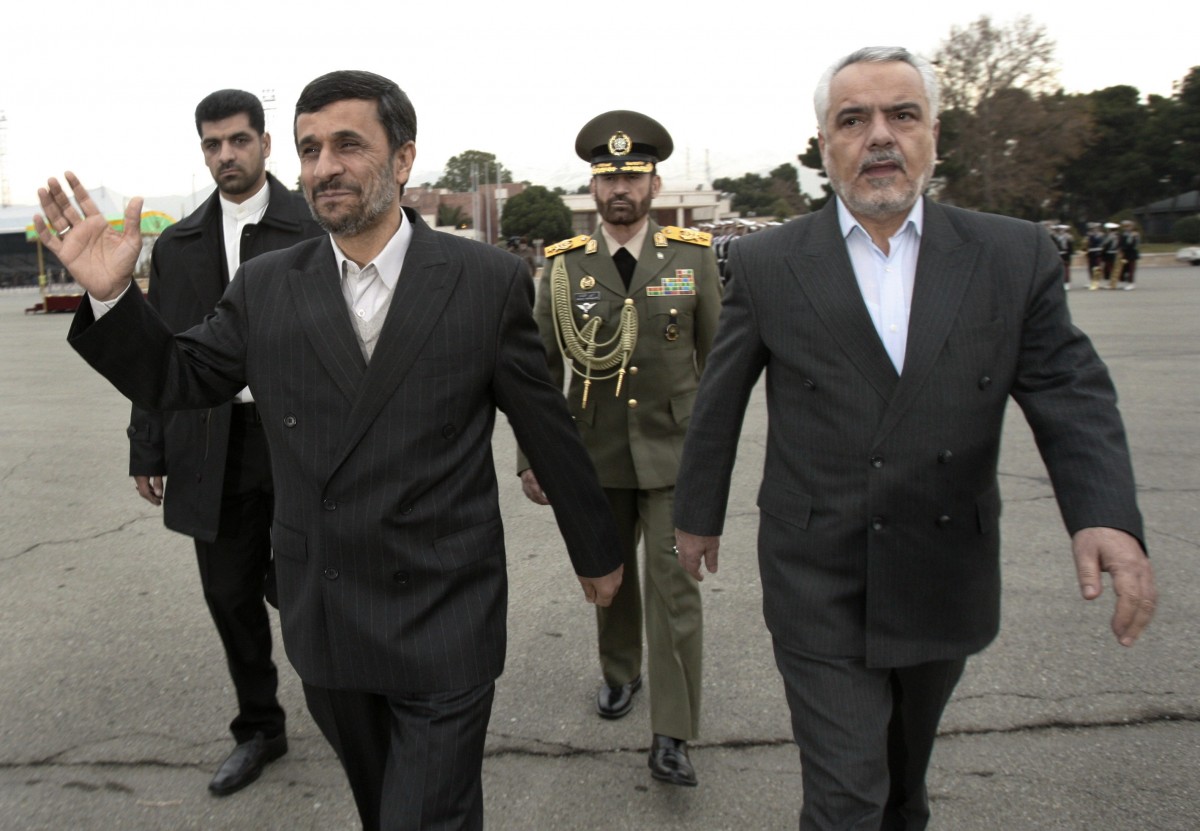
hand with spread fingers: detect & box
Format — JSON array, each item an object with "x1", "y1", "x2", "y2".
[{"x1": 33, "y1": 172, "x2": 143, "y2": 302}]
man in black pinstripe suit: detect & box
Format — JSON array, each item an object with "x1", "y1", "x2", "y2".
[
  {"x1": 38, "y1": 70, "x2": 623, "y2": 831},
  {"x1": 672, "y1": 48, "x2": 1156, "y2": 830}
]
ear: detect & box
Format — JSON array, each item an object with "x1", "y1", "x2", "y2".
[
  {"x1": 262, "y1": 132, "x2": 272, "y2": 160},
  {"x1": 589, "y1": 177, "x2": 598, "y2": 196},
  {"x1": 393, "y1": 141, "x2": 417, "y2": 188},
  {"x1": 932, "y1": 118, "x2": 941, "y2": 147},
  {"x1": 651, "y1": 174, "x2": 662, "y2": 198}
]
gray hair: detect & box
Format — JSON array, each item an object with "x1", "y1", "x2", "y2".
[{"x1": 813, "y1": 47, "x2": 940, "y2": 130}]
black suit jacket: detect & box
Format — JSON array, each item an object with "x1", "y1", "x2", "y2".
[
  {"x1": 128, "y1": 174, "x2": 322, "y2": 541},
  {"x1": 674, "y1": 199, "x2": 1143, "y2": 668},
  {"x1": 71, "y1": 209, "x2": 622, "y2": 693}
]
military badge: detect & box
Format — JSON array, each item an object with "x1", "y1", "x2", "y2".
[
  {"x1": 586, "y1": 238, "x2": 598, "y2": 255},
  {"x1": 607, "y1": 130, "x2": 632, "y2": 156},
  {"x1": 580, "y1": 275, "x2": 596, "y2": 290},
  {"x1": 654, "y1": 232, "x2": 668, "y2": 248},
  {"x1": 645, "y1": 270, "x2": 697, "y2": 296}
]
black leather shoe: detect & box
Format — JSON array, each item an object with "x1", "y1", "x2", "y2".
[
  {"x1": 596, "y1": 675, "x2": 642, "y2": 719},
  {"x1": 208, "y1": 732, "x2": 288, "y2": 796},
  {"x1": 648, "y1": 734, "x2": 697, "y2": 787}
]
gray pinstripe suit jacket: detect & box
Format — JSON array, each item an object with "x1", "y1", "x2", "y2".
[
  {"x1": 673, "y1": 198, "x2": 1143, "y2": 668},
  {"x1": 70, "y1": 209, "x2": 622, "y2": 693}
]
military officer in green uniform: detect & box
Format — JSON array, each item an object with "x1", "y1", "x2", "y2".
[{"x1": 518, "y1": 110, "x2": 721, "y2": 787}]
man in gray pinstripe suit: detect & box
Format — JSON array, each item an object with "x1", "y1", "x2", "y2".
[
  {"x1": 38, "y1": 70, "x2": 622, "y2": 831},
  {"x1": 673, "y1": 48, "x2": 1156, "y2": 830}
]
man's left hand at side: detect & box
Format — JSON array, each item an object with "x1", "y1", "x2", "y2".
[
  {"x1": 1072, "y1": 526, "x2": 1157, "y2": 647},
  {"x1": 578, "y1": 565, "x2": 623, "y2": 607}
]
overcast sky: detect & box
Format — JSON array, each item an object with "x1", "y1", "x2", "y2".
[{"x1": 2, "y1": 1, "x2": 1193, "y2": 213}]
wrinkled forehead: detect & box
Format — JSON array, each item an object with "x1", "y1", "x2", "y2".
[{"x1": 826, "y1": 61, "x2": 930, "y2": 123}]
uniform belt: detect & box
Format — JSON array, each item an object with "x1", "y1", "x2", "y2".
[{"x1": 232, "y1": 402, "x2": 262, "y2": 424}]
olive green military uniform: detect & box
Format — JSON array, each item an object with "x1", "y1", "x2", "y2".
[{"x1": 530, "y1": 222, "x2": 721, "y2": 740}]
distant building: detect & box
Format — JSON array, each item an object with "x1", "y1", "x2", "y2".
[{"x1": 1134, "y1": 191, "x2": 1200, "y2": 240}]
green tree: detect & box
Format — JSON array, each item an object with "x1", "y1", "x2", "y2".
[
  {"x1": 434, "y1": 150, "x2": 514, "y2": 192},
  {"x1": 501, "y1": 185, "x2": 572, "y2": 242},
  {"x1": 797, "y1": 137, "x2": 834, "y2": 210},
  {"x1": 437, "y1": 203, "x2": 471, "y2": 229},
  {"x1": 713, "y1": 163, "x2": 810, "y2": 218},
  {"x1": 933, "y1": 15, "x2": 1089, "y2": 218},
  {"x1": 1057, "y1": 86, "x2": 1154, "y2": 222}
]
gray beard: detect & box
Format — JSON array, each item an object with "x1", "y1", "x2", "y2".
[{"x1": 307, "y1": 168, "x2": 397, "y2": 237}]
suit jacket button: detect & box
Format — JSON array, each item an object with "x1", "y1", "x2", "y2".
[
  {"x1": 628, "y1": 399, "x2": 638, "y2": 409},
  {"x1": 441, "y1": 424, "x2": 457, "y2": 439},
  {"x1": 870, "y1": 456, "x2": 884, "y2": 468},
  {"x1": 803, "y1": 378, "x2": 816, "y2": 390},
  {"x1": 322, "y1": 499, "x2": 336, "y2": 511},
  {"x1": 284, "y1": 414, "x2": 298, "y2": 428},
  {"x1": 392, "y1": 571, "x2": 410, "y2": 585},
  {"x1": 937, "y1": 515, "x2": 953, "y2": 528},
  {"x1": 324, "y1": 568, "x2": 339, "y2": 580},
  {"x1": 978, "y1": 375, "x2": 992, "y2": 389},
  {"x1": 938, "y1": 450, "x2": 953, "y2": 464},
  {"x1": 871, "y1": 516, "x2": 886, "y2": 531},
  {"x1": 126, "y1": 425, "x2": 137, "y2": 437}
]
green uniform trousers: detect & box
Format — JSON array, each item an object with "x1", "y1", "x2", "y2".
[{"x1": 597, "y1": 485, "x2": 702, "y2": 740}]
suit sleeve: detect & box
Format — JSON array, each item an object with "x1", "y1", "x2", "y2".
[
  {"x1": 69, "y1": 272, "x2": 249, "y2": 414},
  {"x1": 693, "y1": 245, "x2": 723, "y2": 372},
  {"x1": 492, "y1": 261, "x2": 623, "y2": 577},
  {"x1": 673, "y1": 238, "x2": 769, "y2": 536},
  {"x1": 514, "y1": 256, "x2": 571, "y2": 475},
  {"x1": 127, "y1": 249, "x2": 168, "y2": 476},
  {"x1": 1010, "y1": 227, "x2": 1144, "y2": 547}
]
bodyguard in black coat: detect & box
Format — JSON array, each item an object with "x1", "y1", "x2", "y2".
[{"x1": 127, "y1": 89, "x2": 324, "y2": 798}]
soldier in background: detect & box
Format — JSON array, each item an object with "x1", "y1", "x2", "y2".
[
  {"x1": 519, "y1": 110, "x2": 721, "y2": 787},
  {"x1": 1086, "y1": 222, "x2": 1105, "y2": 291},
  {"x1": 1118, "y1": 220, "x2": 1141, "y2": 291}
]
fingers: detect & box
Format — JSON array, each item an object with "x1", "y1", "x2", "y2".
[
  {"x1": 122, "y1": 197, "x2": 145, "y2": 246},
  {"x1": 1072, "y1": 526, "x2": 1157, "y2": 647},
  {"x1": 1109, "y1": 559, "x2": 1157, "y2": 647}
]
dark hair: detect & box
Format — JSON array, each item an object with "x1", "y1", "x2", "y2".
[
  {"x1": 194, "y1": 89, "x2": 265, "y2": 137},
  {"x1": 293, "y1": 70, "x2": 417, "y2": 152}
]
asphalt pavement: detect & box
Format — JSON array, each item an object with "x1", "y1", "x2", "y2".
[{"x1": 0, "y1": 264, "x2": 1196, "y2": 830}]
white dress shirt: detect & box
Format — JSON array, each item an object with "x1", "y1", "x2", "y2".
[{"x1": 836, "y1": 197, "x2": 924, "y2": 374}]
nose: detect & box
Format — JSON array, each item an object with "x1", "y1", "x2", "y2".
[
  {"x1": 312, "y1": 147, "x2": 343, "y2": 181},
  {"x1": 218, "y1": 140, "x2": 237, "y2": 162},
  {"x1": 866, "y1": 113, "x2": 895, "y2": 149}
]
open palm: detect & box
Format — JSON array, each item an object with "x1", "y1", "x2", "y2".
[{"x1": 34, "y1": 172, "x2": 143, "y2": 302}]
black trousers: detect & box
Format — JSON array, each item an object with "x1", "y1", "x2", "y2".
[
  {"x1": 772, "y1": 639, "x2": 966, "y2": 831},
  {"x1": 194, "y1": 404, "x2": 284, "y2": 744},
  {"x1": 303, "y1": 680, "x2": 495, "y2": 831}
]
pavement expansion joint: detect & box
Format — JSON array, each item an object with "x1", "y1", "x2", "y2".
[
  {"x1": 5, "y1": 515, "x2": 160, "y2": 562},
  {"x1": 939, "y1": 708, "x2": 1198, "y2": 738}
]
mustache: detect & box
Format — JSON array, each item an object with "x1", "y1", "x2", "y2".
[
  {"x1": 312, "y1": 178, "x2": 362, "y2": 196},
  {"x1": 859, "y1": 150, "x2": 906, "y2": 174}
]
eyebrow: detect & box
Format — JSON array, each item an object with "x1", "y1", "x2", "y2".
[
  {"x1": 835, "y1": 100, "x2": 923, "y2": 121},
  {"x1": 297, "y1": 128, "x2": 367, "y2": 146}
]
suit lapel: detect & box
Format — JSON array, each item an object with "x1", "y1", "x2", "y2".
[
  {"x1": 287, "y1": 237, "x2": 366, "y2": 403},
  {"x1": 332, "y1": 213, "x2": 457, "y2": 473},
  {"x1": 586, "y1": 233, "x2": 627, "y2": 297},
  {"x1": 787, "y1": 204, "x2": 898, "y2": 402},
  {"x1": 873, "y1": 199, "x2": 982, "y2": 442}
]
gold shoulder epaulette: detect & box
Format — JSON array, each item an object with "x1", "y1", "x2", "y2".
[
  {"x1": 544, "y1": 235, "x2": 591, "y2": 258},
  {"x1": 661, "y1": 226, "x2": 712, "y2": 247}
]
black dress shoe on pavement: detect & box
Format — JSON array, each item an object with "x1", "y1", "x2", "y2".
[
  {"x1": 648, "y1": 733, "x2": 697, "y2": 787},
  {"x1": 208, "y1": 732, "x2": 288, "y2": 797},
  {"x1": 596, "y1": 675, "x2": 642, "y2": 719}
]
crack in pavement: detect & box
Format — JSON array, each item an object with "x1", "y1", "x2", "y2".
[{"x1": 2, "y1": 515, "x2": 160, "y2": 563}]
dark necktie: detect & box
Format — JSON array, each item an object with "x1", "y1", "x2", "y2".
[{"x1": 613, "y1": 247, "x2": 636, "y2": 289}]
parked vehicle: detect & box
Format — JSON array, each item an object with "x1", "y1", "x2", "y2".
[{"x1": 1177, "y1": 246, "x2": 1200, "y2": 265}]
